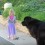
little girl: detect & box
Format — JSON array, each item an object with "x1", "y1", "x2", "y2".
[{"x1": 8, "y1": 9, "x2": 16, "y2": 40}]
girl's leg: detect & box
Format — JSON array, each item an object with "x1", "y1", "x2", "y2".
[
  {"x1": 10, "y1": 24, "x2": 16, "y2": 40},
  {"x1": 11, "y1": 35, "x2": 16, "y2": 40},
  {"x1": 12, "y1": 25, "x2": 16, "y2": 40},
  {"x1": 10, "y1": 32, "x2": 16, "y2": 40},
  {"x1": 8, "y1": 25, "x2": 11, "y2": 39},
  {"x1": 8, "y1": 30, "x2": 11, "y2": 39}
]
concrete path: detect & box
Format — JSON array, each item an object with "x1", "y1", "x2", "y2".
[
  {"x1": 0, "y1": 36, "x2": 14, "y2": 45},
  {"x1": 0, "y1": 24, "x2": 37, "y2": 45}
]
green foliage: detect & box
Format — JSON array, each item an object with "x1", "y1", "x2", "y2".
[
  {"x1": 31, "y1": 11, "x2": 45, "y2": 21},
  {"x1": 14, "y1": 6, "x2": 22, "y2": 20},
  {"x1": 1, "y1": 0, "x2": 45, "y2": 21},
  {"x1": 14, "y1": 0, "x2": 45, "y2": 21},
  {"x1": 2, "y1": 8, "x2": 10, "y2": 18},
  {"x1": 0, "y1": 2, "x2": 3, "y2": 9}
]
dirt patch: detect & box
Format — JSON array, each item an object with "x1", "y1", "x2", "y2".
[{"x1": 15, "y1": 21, "x2": 30, "y2": 34}]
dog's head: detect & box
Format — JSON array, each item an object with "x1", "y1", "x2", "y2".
[
  {"x1": 22, "y1": 16, "x2": 32, "y2": 26},
  {"x1": 22, "y1": 16, "x2": 37, "y2": 38}
]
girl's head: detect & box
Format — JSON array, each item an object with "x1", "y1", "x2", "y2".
[
  {"x1": 9, "y1": 9, "x2": 15, "y2": 20},
  {"x1": 9, "y1": 9, "x2": 15, "y2": 16}
]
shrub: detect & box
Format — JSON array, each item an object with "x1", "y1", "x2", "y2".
[{"x1": 2, "y1": 8, "x2": 12, "y2": 18}]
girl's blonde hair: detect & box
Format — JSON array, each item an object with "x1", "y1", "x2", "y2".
[{"x1": 9, "y1": 9, "x2": 15, "y2": 15}]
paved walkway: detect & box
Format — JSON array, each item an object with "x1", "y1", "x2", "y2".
[{"x1": 0, "y1": 24, "x2": 37, "y2": 45}]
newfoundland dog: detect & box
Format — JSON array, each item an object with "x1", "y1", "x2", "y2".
[{"x1": 22, "y1": 16, "x2": 45, "y2": 45}]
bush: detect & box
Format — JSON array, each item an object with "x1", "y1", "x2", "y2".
[
  {"x1": 13, "y1": 0, "x2": 45, "y2": 21},
  {"x1": 31, "y1": 11, "x2": 45, "y2": 21},
  {"x1": 14, "y1": 6, "x2": 22, "y2": 20},
  {"x1": 2, "y1": 8, "x2": 13, "y2": 18}
]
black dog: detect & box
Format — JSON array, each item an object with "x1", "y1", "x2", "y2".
[{"x1": 22, "y1": 16, "x2": 45, "y2": 45}]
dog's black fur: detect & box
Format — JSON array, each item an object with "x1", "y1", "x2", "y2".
[{"x1": 22, "y1": 16, "x2": 45, "y2": 45}]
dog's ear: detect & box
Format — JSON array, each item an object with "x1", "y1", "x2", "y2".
[{"x1": 24, "y1": 16, "x2": 31, "y2": 21}]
